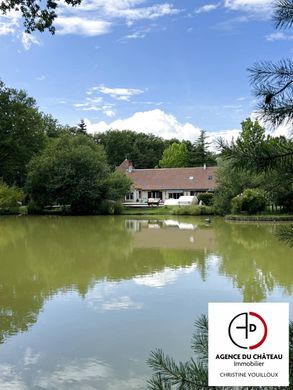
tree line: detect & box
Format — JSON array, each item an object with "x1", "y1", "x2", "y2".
[{"x1": 0, "y1": 80, "x2": 216, "y2": 214}]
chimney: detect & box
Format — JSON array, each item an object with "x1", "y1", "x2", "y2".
[
  {"x1": 128, "y1": 162, "x2": 133, "y2": 173},
  {"x1": 203, "y1": 163, "x2": 206, "y2": 170}
]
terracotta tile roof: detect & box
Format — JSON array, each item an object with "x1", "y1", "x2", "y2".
[
  {"x1": 116, "y1": 159, "x2": 133, "y2": 172},
  {"x1": 125, "y1": 166, "x2": 217, "y2": 191}
]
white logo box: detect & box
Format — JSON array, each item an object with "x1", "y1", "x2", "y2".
[{"x1": 208, "y1": 302, "x2": 289, "y2": 387}]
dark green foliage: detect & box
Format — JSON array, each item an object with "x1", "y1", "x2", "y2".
[
  {"x1": 105, "y1": 171, "x2": 132, "y2": 201},
  {"x1": 99, "y1": 200, "x2": 123, "y2": 215},
  {"x1": 248, "y1": 59, "x2": 293, "y2": 126},
  {"x1": 188, "y1": 130, "x2": 217, "y2": 167},
  {"x1": 274, "y1": 0, "x2": 293, "y2": 29},
  {"x1": 0, "y1": 180, "x2": 24, "y2": 208},
  {"x1": 216, "y1": 119, "x2": 292, "y2": 215},
  {"x1": 26, "y1": 134, "x2": 109, "y2": 214},
  {"x1": 95, "y1": 130, "x2": 173, "y2": 169},
  {"x1": 213, "y1": 159, "x2": 265, "y2": 215},
  {"x1": 0, "y1": 0, "x2": 82, "y2": 33},
  {"x1": 249, "y1": 0, "x2": 293, "y2": 126},
  {"x1": 77, "y1": 119, "x2": 87, "y2": 135},
  {"x1": 197, "y1": 193, "x2": 214, "y2": 206},
  {"x1": 148, "y1": 315, "x2": 293, "y2": 390},
  {"x1": 42, "y1": 114, "x2": 64, "y2": 138},
  {"x1": 231, "y1": 188, "x2": 267, "y2": 215},
  {"x1": 0, "y1": 80, "x2": 47, "y2": 186}
]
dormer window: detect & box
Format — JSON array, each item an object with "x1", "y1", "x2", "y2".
[
  {"x1": 189, "y1": 176, "x2": 194, "y2": 180},
  {"x1": 208, "y1": 175, "x2": 213, "y2": 180}
]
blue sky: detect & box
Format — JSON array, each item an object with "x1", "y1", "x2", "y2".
[{"x1": 0, "y1": 0, "x2": 292, "y2": 142}]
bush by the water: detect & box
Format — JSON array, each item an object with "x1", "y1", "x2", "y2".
[
  {"x1": 197, "y1": 192, "x2": 214, "y2": 206},
  {"x1": 0, "y1": 180, "x2": 24, "y2": 213},
  {"x1": 231, "y1": 188, "x2": 267, "y2": 215},
  {"x1": 26, "y1": 134, "x2": 131, "y2": 215},
  {"x1": 99, "y1": 200, "x2": 123, "y2": 215},
  {"x1": 172, "y1": 205, "x2": 213, "y2": 215}
]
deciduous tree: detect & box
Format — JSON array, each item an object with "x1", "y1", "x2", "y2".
[{"x1": 0, "y1": 80, "x2": 47, "y2": 187}]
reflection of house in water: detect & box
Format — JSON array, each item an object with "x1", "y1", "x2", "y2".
[{"x1": 125, "y1": 219, "x2": 216, "y2": 251}]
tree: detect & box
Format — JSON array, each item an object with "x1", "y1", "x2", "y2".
[
  {"x1": 26, "y1": 134, "x2": 110, "y2": 214},
  {"x1": 105, "y1": 171, "x2": 132, "y2": 201},
  {"x1": 0, "y1": 80, "x2": 47, "y2": 187},
  {"x1": 159, "y1": 142, "x2": 189, "y2": 168},
  {"x1": 188, "y1": 130, "x2": 217, "y2": 167},
  {"x1": 148, "y1": 315, "x2": 293, "y2": 389},
  {"x1": 231, "y1": 188, "x2": 267, "y2": 215},
  {"x1": 95, "y1": 130, "x2": 173, "y2": 169},
  {"x1": 213, "y1": 158, "x2": 265, "y2": 215},
  {"x1": 0, "y1": 0, "x2": 82, "y2": 34},
  {"x1": 77, "y1": 119, "x2": 87, "y2": 135},
  {"x1": 248, "y1": 0, "x2": 293, "y2": 127}
]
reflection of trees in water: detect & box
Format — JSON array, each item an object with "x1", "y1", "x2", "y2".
[
  {"x1": 0, "y1": 216, "x2": 292, "y2": 343},
  {"x1": 0, "y1": 217, "x2": 207, "y2": 344},
  {"x1": 214, "y1": 221, "x2": 293, "y2": 302},
  {"x1": 0, "y1": 216, "x2": 132, "y2": 343}
]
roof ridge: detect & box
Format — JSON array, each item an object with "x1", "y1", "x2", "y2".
[{"x1": 130, "y1": 166, "x2": 216, "y2": 171}]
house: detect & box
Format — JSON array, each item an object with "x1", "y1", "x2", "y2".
[{"x1": 116, "y1": 159, "x2": 217, "y2": 203}]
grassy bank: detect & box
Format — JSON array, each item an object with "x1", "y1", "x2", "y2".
[
  {"x1": 225, "y1": 214, "x2": 293, "y2": 221},
  {"x1": 121, "y1": 205, "x2": 213, "y2": 216}
]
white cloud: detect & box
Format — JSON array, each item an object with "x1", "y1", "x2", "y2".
[
  {"x1": 134, "y1": 265, "x2": 197, "y2": 288},
  {"x1": 224, "y1": 0, "x2": 272, "y2": 14},
  {"x1": 0, "y1": 364, "x2": 28, "y2": 390},
  {"x1": 55, "y1": 16, "x2": 111, "y2": 36},
  {"x1": 195, "y1": 3, "x2": 219, "y2": 14},
  {"x1": 102, "y1": 296, "x2": 143, "y2": 310},
  {"x1": 35, "y1": 359, "x2": 111, "y2": 388},
  {"x1": 74, "y1": 0, "x2": 180, "y2": 20},
  {"x1": 0, "y1": 22, "x2": 15, "y2": 35},
  {"x1": 85, "y1": 109, "x2": 202, "y2": 140},
  {"x1": 74, "y1": 95, "x2": 117, "y2": 116},
  {"x1": 0, "y1": 12, "x2": 20, "y2": 36},
  {"x1": 104, "y1": 109, "x2": 116, "y2": 117},
  {"x1": 209, "y1": 128, "x2": 241, "y2": 150},
  {"x1": 95, "y1": 85, "x2": 144, "y2": 101},
  {"x1": 265, "y1": 31, "x2": 293, "y2": 41},
  {"x1": 21, "y1": 32, "x2": 41, "y2": 50},
  {"x1": 24, "y1": 347, "x2": 41, "y2": 366},
  {"x1": 110, "y1": 3, "x2": 180, "y2": 22},
  {"x1": 35, "y1": 75, "x2": 46, "y2": 81},
  {"x1": 56, "y1": 0, "x2": 180, "y2": 36},
  {"x1": 125, "y1": 31, "x2": 147, "y2": 39}
]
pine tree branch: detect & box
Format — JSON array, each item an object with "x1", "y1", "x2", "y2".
[{"x1": 274, "y1": 0, "x2": 293, "y2": 29}]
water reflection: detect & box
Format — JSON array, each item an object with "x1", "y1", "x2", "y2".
[
  {"x1": 215, "y1": 221, "x2": 293, "y2": 301},
  {"x1": 0, "y1": 215, "x2": 292, "y2": 347}
]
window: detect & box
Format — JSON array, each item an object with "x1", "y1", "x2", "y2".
[
  {"x1": 125, "y1": 192, "x2": 134, "y2": 200},
  {"x1": 148, "y1": 191, "x2": 162, "y2": 199},
  {"x1": 168, "y1": 192, "x2": 183, "y2": 199},
  {"x1": 208, "y1": 175, "x2": 213, "y2": 180}
]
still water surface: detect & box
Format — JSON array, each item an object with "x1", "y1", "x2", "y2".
[{"x1": 0, "y1": 216, "x2": 292, "y2": 389}]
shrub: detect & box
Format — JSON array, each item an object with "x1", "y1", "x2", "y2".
[
  {"x1": 172, "y1": 205, "x2": 213, "y2": 216},
  {"x1": 99, "y1": 200, "x2": 123, "y2": 215},
  {"x1": 197, "y1": 192, "x2": 214, "y2": 206},
  {"x1": 0, "y1": 180, "x2": 24, "y2": 209},
  {"x1": 231, "y1": 188, "x2": 267, "y2": 215}
]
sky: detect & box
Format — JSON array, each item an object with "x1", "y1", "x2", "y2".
[{"x1": 0, "y1": 0, "x2": 292, "y2": 143}]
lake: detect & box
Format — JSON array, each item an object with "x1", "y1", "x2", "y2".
[{"x1": 0, "y1": 216, "x2": 292, "y2": 389}]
